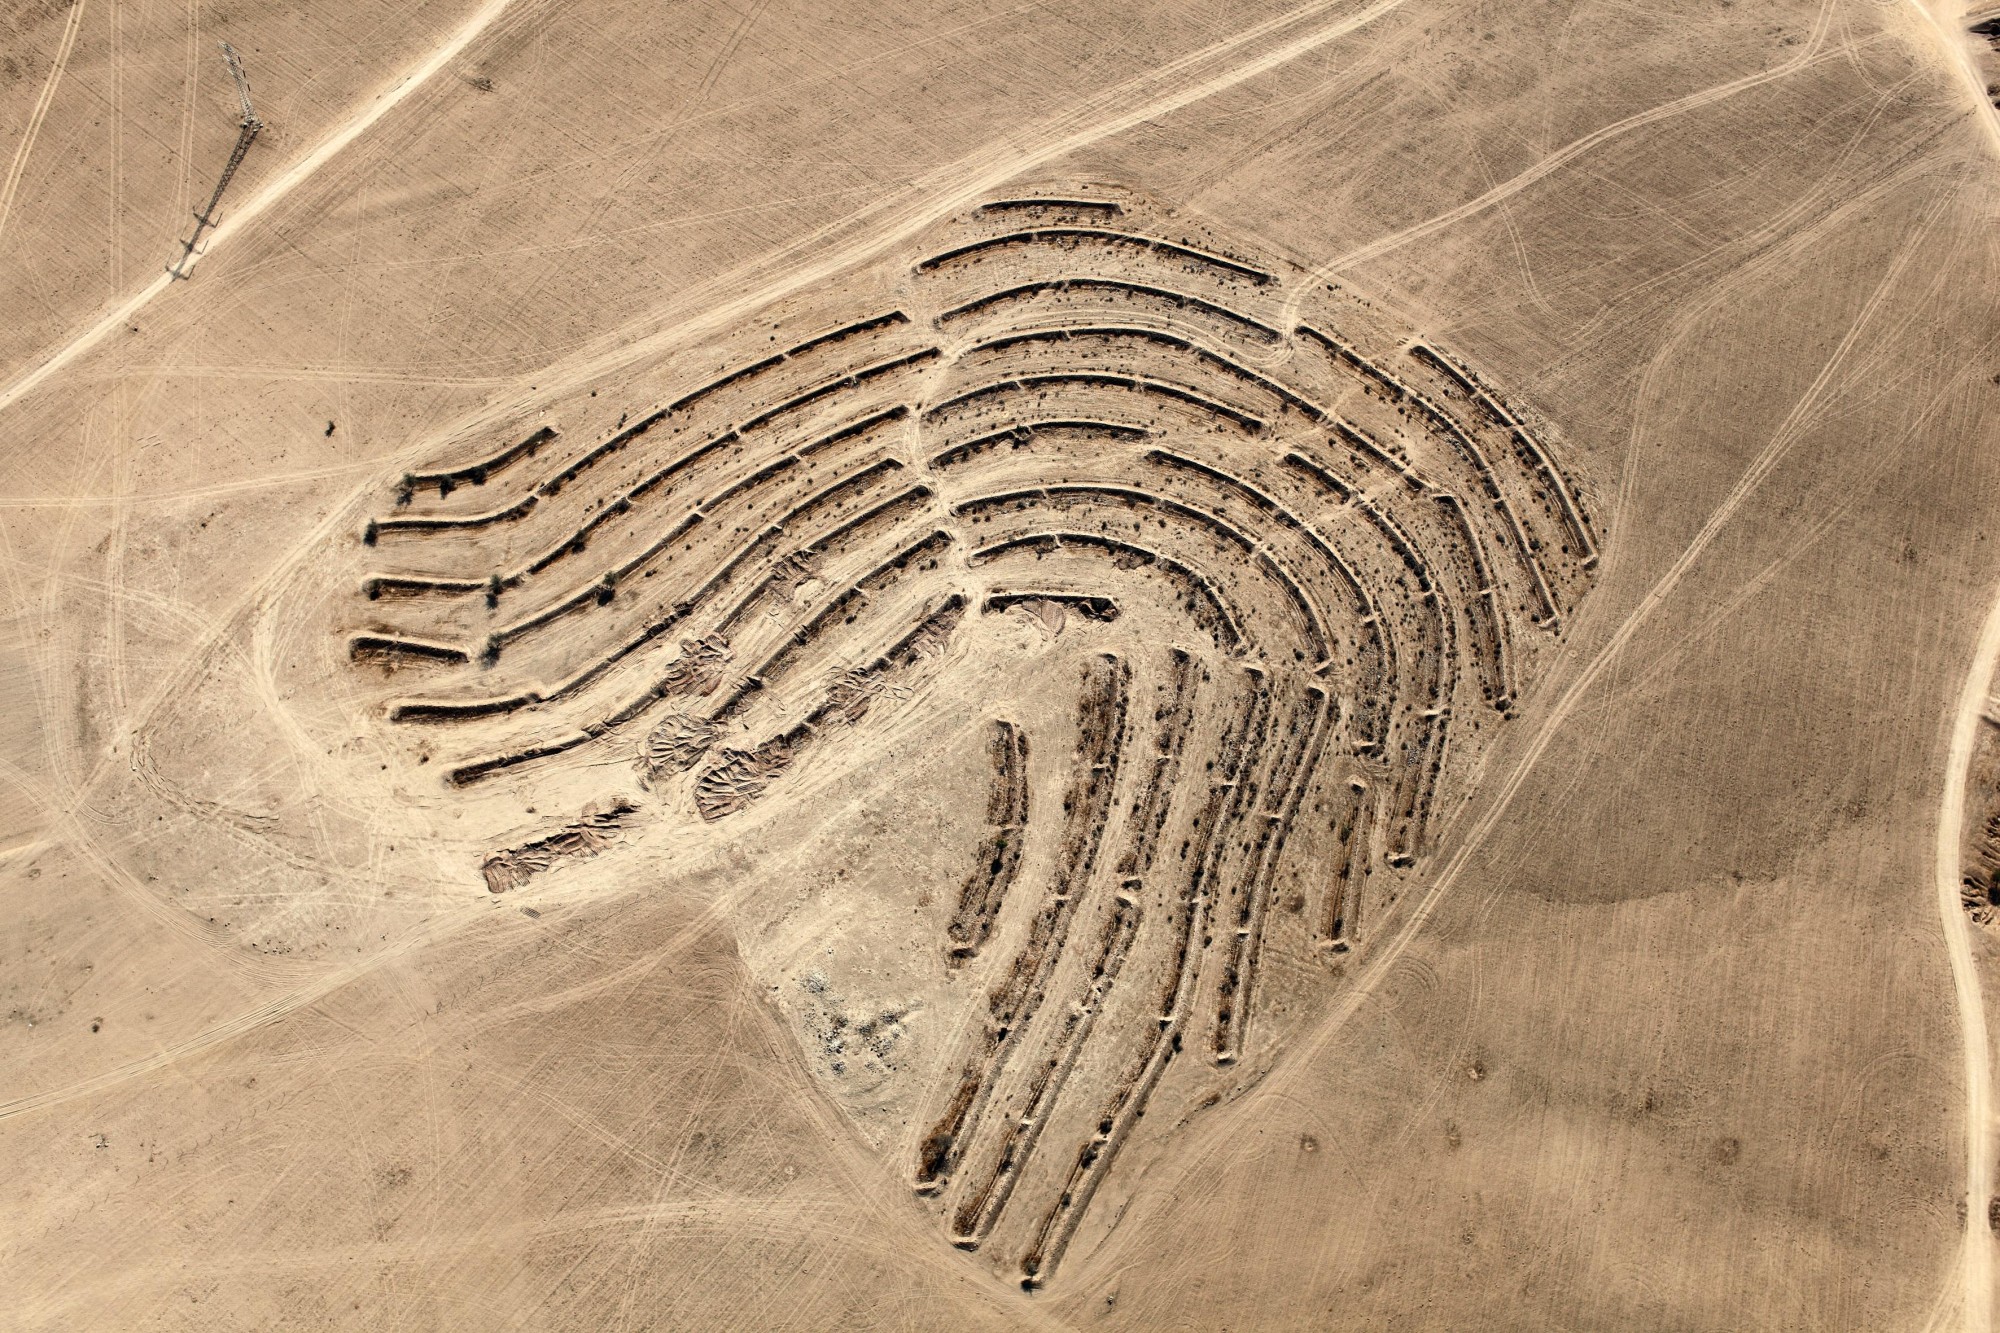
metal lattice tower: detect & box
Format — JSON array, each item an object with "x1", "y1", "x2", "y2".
[{"x1": 168, "y1": 42, "x2": 264, "y2": 279}]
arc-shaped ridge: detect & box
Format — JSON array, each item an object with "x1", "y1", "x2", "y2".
[{"x1": 338, "y1": 186, "x2": 1601, "y2": 1289}]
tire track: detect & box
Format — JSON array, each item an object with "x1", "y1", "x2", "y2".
[
  {"x1": 1107, "y1": 175, "x2": 1966, "y2": 1296},
  {"x1": 1938, "y1": 584, "x2": 2000, "y2": 1333},
  {"x1": 0, "y1": 0, "x2": 88, "y2": 250},
  {"x1": 0, "y1": 0, "x2": 526, "y2": 416},
  {"x1": 1281, "y1": 0, "x2": 1842, "y2": 327},
  {"x1": 1905, "y1": 4, "x2": 2000, "y2": 1325},
  {"x1": 350, "y1": 0, "x2": 1421, "y2": 474},
  {"x1": 1285, "y1": 182, "x2": 1951, "y2": 1074}
]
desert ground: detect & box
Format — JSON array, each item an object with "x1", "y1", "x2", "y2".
[{"x1": 3, "y1": 0, "x2": 2000, "y2": 1328}]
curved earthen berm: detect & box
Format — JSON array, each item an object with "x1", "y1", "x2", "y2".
[{"x1": 344, "y1": 187, "x2": 1599, "y2": 1287}]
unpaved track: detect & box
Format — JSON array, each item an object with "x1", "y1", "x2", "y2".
[
  {"x1": 1278, "y1": 180, "x2": 1952, "y2": 1074},
  {"x1": 0, "y1": 0, "x2": 88, "y2": 249},
  {"x1": 4, "y1": 3, "x2": 1990, "y2": 1321},
  {"x1": 1113, "y1": 162, "x2": 1973, "y2": 1303},
  {"x1": 1908, "y1": 4, "x2": 2000, "y2": 1327},
  {"x1": 1912, "y1": 0, "x2": 2000, "y2": 157},
  {"x1": 1938, "y1": 587, "x2": 2000, "y2": 1333},
  {"x1": 365, "y1": 0, "x2": 1423, "y2": 480},
  {"x1": 0, "y1": 0, "x2": 1413, "y2": 425},
  {"x1": 1280, "y1": 0, "x2": 1840, "y2": 325},
  {"x1": 0, "y1": 0, "x2": 522, "y2": 417},
  {"x1": 0, "y1": 17, "x2": 1454, "y2": 1153},
  {"x1": 12, "y1": 0, "x2": 1424, "y2": 836},
  {"x1": 3, "y1": 0, "x2": 1439, "y2": 939}
]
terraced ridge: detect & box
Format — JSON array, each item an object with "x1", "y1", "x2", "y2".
[{"x1": 341, "y1": 187, "x2": 1600, "y2": 1287}]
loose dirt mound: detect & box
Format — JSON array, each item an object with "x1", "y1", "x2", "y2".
[{"x1": 335, "y1": 185, "x2": 1600, "y2": 1284}]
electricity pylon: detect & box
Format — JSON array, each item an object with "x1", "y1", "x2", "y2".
[{"x1": 168, "y1": 42, "x2": 264, "y2": 280}]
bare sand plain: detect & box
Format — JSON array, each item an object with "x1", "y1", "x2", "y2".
[{"x1": 3, "y1": 0, "x2": 2000, "y2": 1329}]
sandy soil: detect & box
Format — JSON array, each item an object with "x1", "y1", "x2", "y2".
[{"x1": 3, "y1": 0, "x2": 2000, "y2": 1329}]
